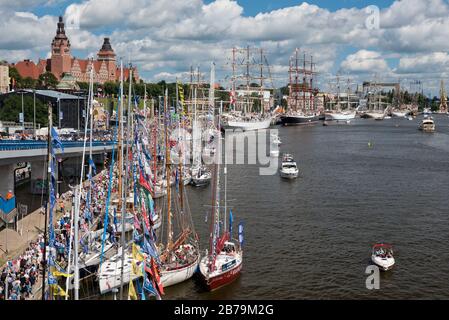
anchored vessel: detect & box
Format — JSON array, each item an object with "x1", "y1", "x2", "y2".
[
  {"x1": 200, "y1": 102, "x2": 243, "y2": 291},
  {"x1": 281, "y1": 48, "x2": 321, "y2": 126}
]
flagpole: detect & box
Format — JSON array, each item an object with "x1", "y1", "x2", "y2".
[
  {"x1": 41, "y1": 102, "x2": 52, "y2": 300},
  {"x1": 72, "y1": 64, "x2": 93, "y2": 300}
]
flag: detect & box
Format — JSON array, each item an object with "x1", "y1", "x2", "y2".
[
  {"x1": 151, "y1": 257, "x2": 164, "y2": 295},
  {"x1": 132, "y1": 243, "x2": 145, "y2": 262},
  {"x1": 89, "y1": 158, "x2": 97, "y2": 175},
  {"x1": 53, "y1": 271, "x2": 73, "y2": 278},
  {"x1": 238, "y1": 222, "x2": 244, "y2": 247},
  {"x1": 128, "y1": 280, "x2": 138, "y2": 300},
  {"x1": 229, "y1": 209, "x2": 234, "y2": 236},
  {"x1": 177, "y1": 81, "x2": 186, "y2": 115},
  {"x1": 143, "y1": 277, "x2": 158, "y2": 297},
  {"x1": 50, "y1": 284, "x2": 68, "y2": 297},
  {"x1": 132, "y1": 260, "x2": 143, "y2": 277},
  {"x1": 51, "y1": 127, "x2": 64, "y2": 152}
]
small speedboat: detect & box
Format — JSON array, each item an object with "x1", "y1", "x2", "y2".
[
  {"x1": 279, "y1": 153, "x2": 298, "y2": 179},
  {"x1": 371, "y1": 243, "x2": 395, "y2": 271},
  {"x1": 419, "y1": 115, "x2": 435, "y2": 132}
]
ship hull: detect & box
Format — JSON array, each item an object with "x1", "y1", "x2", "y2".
[
  {"x1": 161, "y1": 255, "x2": 200, "y2": 287},
  {"x1": 224, "y1": 118, "x2": 272, "y2": 131},
  {"x1": 200, "y1": 259, "x2": 242, "y2": 291},
  {"x1": 325, "y1": 112, "x2": 356, "y2": 121},
  {"x1": 280, "y1": 114, "x2": 320, "y2": 125}
]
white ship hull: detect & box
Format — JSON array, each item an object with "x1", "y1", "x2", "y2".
[
  {"x1": 326, "y1": 111, "x2": 356, "y2": 121},
  {"x1": 365, "y1": 112, "x2": 385, "y2": 120},
  {"x1": 161, "y1": 255, "x2": 200, "y2": 287},
  {"x1": 392, "y1": 111, "x2": 408, "y2": 118},
  {"x1": 225, "y1": 118, "x2": 272, "y2": 131}
]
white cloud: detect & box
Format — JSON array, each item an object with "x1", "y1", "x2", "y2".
[
  {"x1": 340, "y1": 50, "x2": 390, "y2": 74},
  {"x1": 3, "y1": 0, "x2": 449, "y2": 94},
  {"x1": 397, "y1": 52, "x2": 449, "y2": 74}
]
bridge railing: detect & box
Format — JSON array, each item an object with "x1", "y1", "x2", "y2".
[{"x1": 0, "y1": 140, "x2": 116, "y2": 151}]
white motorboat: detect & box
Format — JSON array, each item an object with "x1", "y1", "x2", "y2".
[
  {"x1": 191, "y1": 166, "x2": 212, "y2": 186},
  {"x1": 419, "y1": 116, "x2": 435, "y2": 132},
  {"x1": 279, "y1": 153, "x2": 299, "y2": 179},
  {"x1": 371, "y1": 243, "x2": 395, "y2": 271}
]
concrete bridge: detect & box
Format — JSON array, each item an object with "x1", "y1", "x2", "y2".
[{"x1": 0, "y1": 140, "x2": 116, "y2": 197}]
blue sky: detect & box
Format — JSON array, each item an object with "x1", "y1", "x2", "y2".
[
  {"x1": 2, "y1": 0, "x2": 449, "y2": 95},
  {"x1": 208, "y1": 0, "x2": 396, "y2": 15}
]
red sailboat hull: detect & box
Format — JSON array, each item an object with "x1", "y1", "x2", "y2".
[{"x1": 203, "y1": 261, "x2": 242, "y2": 291}]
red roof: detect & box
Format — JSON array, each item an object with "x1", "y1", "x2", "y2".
[{"x1": 13, "y1": 60, "x2": 41, "y2": 79}]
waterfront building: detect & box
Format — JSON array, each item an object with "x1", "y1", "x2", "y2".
[{"x1": 11, "y1": 17, "x2": 138, "y2": 84}]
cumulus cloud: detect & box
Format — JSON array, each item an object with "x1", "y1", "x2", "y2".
[
  {"x1": 397, "y1": 52, "x2": 449, "y2": 74},
  {"x1": 340, "y1": 50, "x2": 390, "y2": 74},
  {"x1": 3, "y1": 0, "x2": 449, "y2": 92}
]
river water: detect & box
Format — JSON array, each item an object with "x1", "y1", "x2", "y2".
[{"x1": 165, "y1": 114, "x2": 449, "y2": 299}]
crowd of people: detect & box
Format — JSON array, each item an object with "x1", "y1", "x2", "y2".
[
  {"x1": 0, "y1": 235, "x2": 43, "y2": 300},
  {"x1": 0, "y1": 130, "x2": 114, "y2": 142},
  {"x1": 0, "y1": 157, "x2": 115, "y2": 300}
]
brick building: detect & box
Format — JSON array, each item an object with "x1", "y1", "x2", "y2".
[{"x1": 12, "y1": 16, "x2": 138, "y2": 84}]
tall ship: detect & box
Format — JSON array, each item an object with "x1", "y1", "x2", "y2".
[
  {"x1": 221, "y1": 46, "x2": 274, "y2": 131},
  {"x1": 281, "y1": 48, "x2": 321, "y2": 125},
  {"x1": 358, "y1": 81, "x2": 399, "y2": 120},
  {"x1": 325, "y1": 76, "x2": 357, "y2": 121}
]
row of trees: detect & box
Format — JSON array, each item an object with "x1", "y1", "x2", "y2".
[{"x1": 0, "y1": 94, "x2": 50, "y2": 126}]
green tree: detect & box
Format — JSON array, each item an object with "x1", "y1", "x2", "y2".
[
  {"x1": 0, "y1": 94, "x2": 48, "y2": 126},
  {"x1": 38, "y1": 72, "x2": 58, "y2": 89},
  {"x1": 19, "y1": 77, "x2": 37, "y2": 89},
  {"x1": 9, "y1": 67, "x2": 22, "y2": 88}
]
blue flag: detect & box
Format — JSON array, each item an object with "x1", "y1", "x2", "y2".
[
  {"x1": 229, "y1": 210, "x2": 234, "y2": 236},
  {"x1": 88, "y1": 158, "x2": 97, "y2": 175},
  {"x1": 143, "y1": 276, "x2": 158, "y2": 297},
  {"x1": 51, "y1": 127, "x2": 64, "y2": 152},
  {"x1": 238, "y1": 222, "x2": 244, "y2": 247}
]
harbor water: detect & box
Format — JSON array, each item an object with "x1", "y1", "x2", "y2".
[{"x1": 164, "y1": 115, "x2": 449, "y2": 299}]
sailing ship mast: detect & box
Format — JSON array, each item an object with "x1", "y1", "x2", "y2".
[
  {"x1": 164, "y1": 89, "x2": 173, "y2": 259},
  {"x1": 41, "y1": 102, "x2": 52, "y2": 300},
  {"x1": 119, "y1": 61, "x2": 129, "y2": 300}
]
